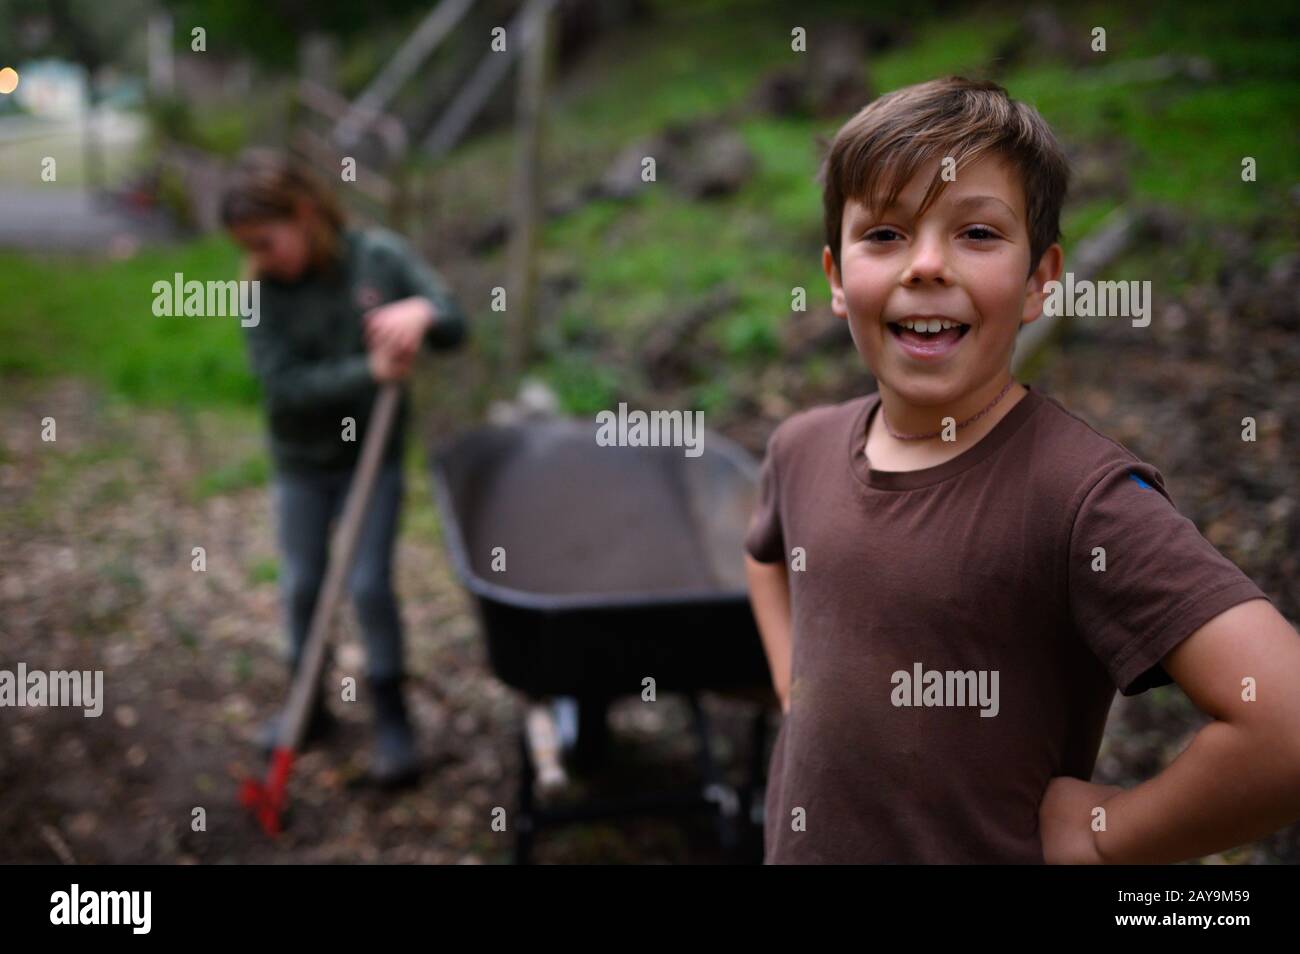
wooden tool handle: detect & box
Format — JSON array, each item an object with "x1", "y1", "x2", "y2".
[{"x1": 278, "y1": 383, "x2": 402, "y2": 752}]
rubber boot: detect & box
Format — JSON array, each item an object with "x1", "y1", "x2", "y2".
[{"x1": 369, "y1": 675, "x2": 419, "y2": 787}]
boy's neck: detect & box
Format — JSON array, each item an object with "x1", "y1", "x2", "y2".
[{"x1": 866, "y1": 374, "x2": 1027, "y2": 471}]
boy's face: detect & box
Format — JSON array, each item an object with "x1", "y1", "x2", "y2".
[
  {"x1": 229, "y1": 216, "x2": 312, "y2": 283},
  {"x1": 824, "y1": 154, "x2": 1061, "y2": 409}
]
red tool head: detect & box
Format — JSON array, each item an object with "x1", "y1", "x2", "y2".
[{"x1": 239, "y1": 748, "x2": 295, "y2": 837}]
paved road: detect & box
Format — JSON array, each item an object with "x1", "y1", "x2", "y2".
[
  {"x1": 0, "y1": 110, "x2": 174, "y2": 253},
  {"x1": 0, "y1": 186, "x2": 174, "y2": 252}
]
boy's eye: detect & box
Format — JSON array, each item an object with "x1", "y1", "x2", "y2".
[{"x1": 864, "y1": 226, "x2": 1000, "y2": 243}]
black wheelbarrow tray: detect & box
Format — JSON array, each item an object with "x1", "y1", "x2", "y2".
[
  {"x1": 429, "y1": 417, "x2": 772, "y2": 697},
  {"x1": 429, "y1": 416, "x2": 775, "y2": 862}
]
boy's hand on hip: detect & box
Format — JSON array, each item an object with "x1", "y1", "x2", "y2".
[{"x1": 1039, "y1": 776, "x2": 1123, "y2": 864}]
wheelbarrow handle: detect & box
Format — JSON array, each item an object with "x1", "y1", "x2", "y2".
[{"x1": 277, "y1": 383, "x2": 402, "y2": 752}]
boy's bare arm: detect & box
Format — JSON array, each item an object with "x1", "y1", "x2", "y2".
[
  {"x1": 745, "y1": 553, "x2": 793, "y2": 713},
  {"x1": 1062, "y1": 599, "x2": 1300, "y2": 863}
]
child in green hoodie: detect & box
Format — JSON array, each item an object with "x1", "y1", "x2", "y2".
[{"x1": 221, "y1": 149, "x2": 465, "y2": 786}]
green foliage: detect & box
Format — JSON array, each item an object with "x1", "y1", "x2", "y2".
[
  {"x1": 543, "y1": 354, "x2": 620, "y2": 415},
  {"x1": 156, "y1": 0, "x2": 441, "y2": 69},
  {"x1": 523, "y1": 0, "x2": 1296, "y2": 401},
  {"x1": 146, "y1": 96, "x2": 257, "y2": 158},
  {"x1": 5, "y1": 0, "x2": 1293, "y2": 423}
]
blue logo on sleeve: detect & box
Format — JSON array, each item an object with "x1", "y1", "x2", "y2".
[{"x1": 1128, "y1": 472, "x2": 1152, "y2": 489}]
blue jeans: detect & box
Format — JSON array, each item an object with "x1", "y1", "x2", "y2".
[{"x1": 272, "y1": 460, "x2": 405, "y2": 683}]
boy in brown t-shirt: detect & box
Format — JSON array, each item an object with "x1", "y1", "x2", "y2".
[{"x1": 744, "y1": 76, "x2": 1300, "y2": 864}]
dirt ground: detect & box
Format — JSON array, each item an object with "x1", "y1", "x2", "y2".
[{"x1": 0, "y1": 378, "x2": 766, "y2": 863}]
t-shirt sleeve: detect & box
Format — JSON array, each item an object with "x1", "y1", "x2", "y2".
[
  {"x1": 1067, "y1": 461, "x2": 1270, "y2": 695},
  {"x1": 744, "y1": 426, "x2": 786, "y2": 564}
]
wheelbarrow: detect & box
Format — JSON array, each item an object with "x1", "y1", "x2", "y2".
[{"x1": 430, "y1": 417, "x2": 775, "y2": 862}]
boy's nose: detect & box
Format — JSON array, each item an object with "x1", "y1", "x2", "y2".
[{"x1": 902, "y1": 234, "x2": 951, "y2": 286}]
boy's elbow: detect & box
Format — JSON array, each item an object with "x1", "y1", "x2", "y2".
[
  {"x1": 428, "y1": 308, "x2": 467, "y2": 350},
  {"x1": 1232, "y1": 710, "x2": 1300, "y2": 797},
  {"x1": 1269, "y1": 727, "x2": 1300, "y2": 814}
]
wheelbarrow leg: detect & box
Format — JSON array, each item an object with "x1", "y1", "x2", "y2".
[
  {"x1": 687, "y1": 693, "x2": 740, "y2": 855},
  {"x1": 741, "y1": 704, "x2": 770, "y2": 861},
  {"x1": 571, "y1": 694, "x2": 611, "y2": 772},
  {"x1": 514, "y1": 726, "x2": 536, "y2": 865}
]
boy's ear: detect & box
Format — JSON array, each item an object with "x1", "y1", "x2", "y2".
[
  {"x1": 822, "y1": 246, "x2": 848, "y2": 319},
  {"x1": 1021, "y1": 242, "x2": 1064, "y2": 327}
]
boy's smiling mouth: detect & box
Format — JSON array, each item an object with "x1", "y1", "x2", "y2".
[{"x1": 885, "y1": 314, "x2": 971, "y2": 360}]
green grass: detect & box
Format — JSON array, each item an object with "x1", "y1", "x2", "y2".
[
  {"x1": 400, "y1": 440, "x2": 446, "y2": 543},
  {"x1": 0, "y1": 237, "x2": 258, "y2": 407},
  {"x1": 10, "y1": 441, "x2": 135, "y2": 528},
  {"x1": 1008, "y1": 72, "x2": 1298, "y2": 221},
  {"x1": 1002, "y1": 1, "x2": 1300, "y2": 221},
  {"x1": 1123, "y1": 85, "x2": 1296, "y2": 219},
  {"x1": 1102, "y1": 2, "x2": 1299, "y2": 78},
  {"x1": 193, "y1": 452, "x2": 271, "y2": 499},
  {"x1": 523, "y1": 0, "x2": 1296, "y2": 411},
  {"x1": 1061, "y1": 198, "x2": 1121, "y2": 246},
  {"x1": 247, "y1": 558, "x2": 279, "y2": 586},
  {"x1": 869, "y1": 12, "x2": 1019, "y2": 92},
  {"x1": 542, "y1": 353, "x2": 621, "y2": 415},
  {"x1": 736, "y1": 118, "x2": 828, "y2": 236}
]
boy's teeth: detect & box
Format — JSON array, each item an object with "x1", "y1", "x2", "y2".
[{"x1": 898, "y1": 318, "x2": 961, "y2": 333}]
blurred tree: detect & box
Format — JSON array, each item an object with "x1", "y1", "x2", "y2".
[
  {"x1": 156, "y1": 0, "x2": 515, "y2": 68},
  {"x1": 0, "y1": 0, "x2": 152, "y2": 70},
  {"x1": 0, "y1": 0, "x2": 507, "y2": 71}
]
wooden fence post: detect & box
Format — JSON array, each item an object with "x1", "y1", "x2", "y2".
[{"x1": 505, "y1": 0, "x2": 556, "y2": 378}]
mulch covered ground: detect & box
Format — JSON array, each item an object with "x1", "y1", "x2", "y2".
[{"x1": 0, "y1": 379, "x2": 760, "y2": 863}]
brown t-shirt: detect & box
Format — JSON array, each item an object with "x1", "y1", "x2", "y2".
[{"x1": 744, "y1": 385, "x2": 1269, "y2": 864}]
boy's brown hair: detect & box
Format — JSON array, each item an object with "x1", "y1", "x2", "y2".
[
  {"x1": 820, "y1": 76, "x2": 1071, "y2": 277},
  {"x1": 219, "y1": 148, "x2": 347, "y2": 276}
]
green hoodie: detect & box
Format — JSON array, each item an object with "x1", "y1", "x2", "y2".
[{"x1": 243, "y1": 227, "x2": 465, "y2": 473}]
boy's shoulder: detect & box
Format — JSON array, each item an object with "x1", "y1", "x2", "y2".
[
  {"x1": 347, "y1": 227, "x2": 428, "y2": 298},
  {"x1": 766, "y1": 387, "x2": 1163, "y2": 501},
  {"x1": 350, "y1": 225, "x2": 412, "y2": 262},
  {"x1": 1024, "y1": 389, "x2": 1164, "y2": 498},
  {"x1": 765, "y1": 393, "x2": 872, "y2": 458}
]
